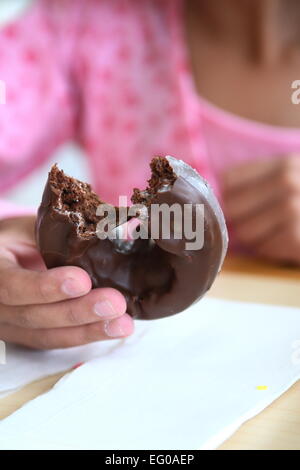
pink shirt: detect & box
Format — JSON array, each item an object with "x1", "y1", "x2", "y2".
[{"x1": 1, "y1": 0, "x2": 300, "y2": 220}]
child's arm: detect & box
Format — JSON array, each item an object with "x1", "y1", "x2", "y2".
[{"x1": 222, "y1": 155, "x2": 300, "y2": 264}]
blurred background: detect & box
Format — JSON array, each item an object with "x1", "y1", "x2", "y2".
[
  {"x1": 5, "y1": 143, "x2": 90, "y2": 207},
  {"x1": 2, "y1": 0, "x2": 300, "y2": 264}
]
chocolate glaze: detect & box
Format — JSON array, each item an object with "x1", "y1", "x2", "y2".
[{"x1": 36, "y1": 156, "x2": 228, "y2": 320}]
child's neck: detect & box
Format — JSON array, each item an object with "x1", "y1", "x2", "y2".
[{"x1": 190, "y1": 0, "x2": 300, "y2": 64}]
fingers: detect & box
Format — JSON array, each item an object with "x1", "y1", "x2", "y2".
[
  {"x1": 223, "y1": 174, "x2": 281, "y2": 222},
  {"x1": 255, "y1": 222, "x2": 300, "y2": 264},
  {"x1": 223, "y1": 159, "x2": 300, "y2": 222},
  {"x1": 0, "y1": 255, "x2": 92, "y2": 305},
  {"x1": 0, "y1": 287, "x2": 127, "y2": 329},
  {"x1": 222, "y1": 156, "x2": 300, "y2": 253},
  {"x1": 0, "y1": 313, "x2": 134, "y2": 349},
  {"x1": 228, "y1": 184, "x2": 300, "y2": 264},
  {"x1": 229, "y1": 198, "x2": 288, "y2": 245},
  {"x1": 222, "y1": 159, "x2": 281, "y2": 191}
]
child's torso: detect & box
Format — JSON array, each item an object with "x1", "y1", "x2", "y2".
[{"x1": 1, "y1": 0, "x2": 300, "y2": 207}]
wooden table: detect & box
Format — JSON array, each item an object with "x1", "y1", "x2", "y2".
[{"x1": 0, "y1": 256, "x2": 300, "y2": 450}]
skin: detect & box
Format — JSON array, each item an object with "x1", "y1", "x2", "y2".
[
  {"x1": 185, "y1": 0, "x2": 300, "y2": 127},
  {"x1": 185, "y1": 0, "x2": 300, "y2": 263},
  {"x1": 222, "y1": 156, "x2": 300, "y2": 264},
  {"x1": 0, "y1": 216, "x2": 134, "y2": 349}
]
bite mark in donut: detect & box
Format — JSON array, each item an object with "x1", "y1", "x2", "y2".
[{"x1": 36, "y1": 156, "x2": 228, "y2": 320}]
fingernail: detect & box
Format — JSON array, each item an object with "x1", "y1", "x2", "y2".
[
  {"x1": 104, "y1": 316, "x2": 133, "y2": 338},
  {"x1": 62, "y1": 278, "x2": 88, "y2": 297},
  {"x1": 94, "y1": 300, "x2": 117, "y2": 318}
]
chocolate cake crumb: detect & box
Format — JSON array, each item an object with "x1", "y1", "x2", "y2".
[
  {"x1": 48, "y1": 157, "x2": 177, "y2": 238},
  {"x1": 49, "y1": 164, "x2": 102, "y2": 237},
  {"x1": 131, "y1": 156, "x2": 177, "y2": 206},
  {"x1": 37, "y1": 155, "x2": 228, "y2": 320}
]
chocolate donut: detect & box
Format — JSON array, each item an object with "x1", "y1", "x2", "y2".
[{"x1": 36, "y1": 156, "x2": 228, "y2": 320}]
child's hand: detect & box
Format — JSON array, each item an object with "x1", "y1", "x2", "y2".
[
  {"x1": 222, "y1": 156, "x2": 300, "y2": 264},
  {"x1": 0, "y1": 216, "x2": 133, "y2": 349}
]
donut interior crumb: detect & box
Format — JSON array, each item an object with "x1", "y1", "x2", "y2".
[
  {"x1": 131, "y1": 156, "x2": 177, "y2": 206},
  {"x1": 48, "y1": 156, "x2": 177, "y2": 238},
  {"x1": 49, "y1": 164, "x2": 102, "y2": 237}
]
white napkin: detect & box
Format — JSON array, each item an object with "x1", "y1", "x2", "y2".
[
  {"x1": 0, "y1": 297, "x2": 299, "y2": 450},
  {"x1": 0, "y1": 342, "x2": 116, "y2": 398}
]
